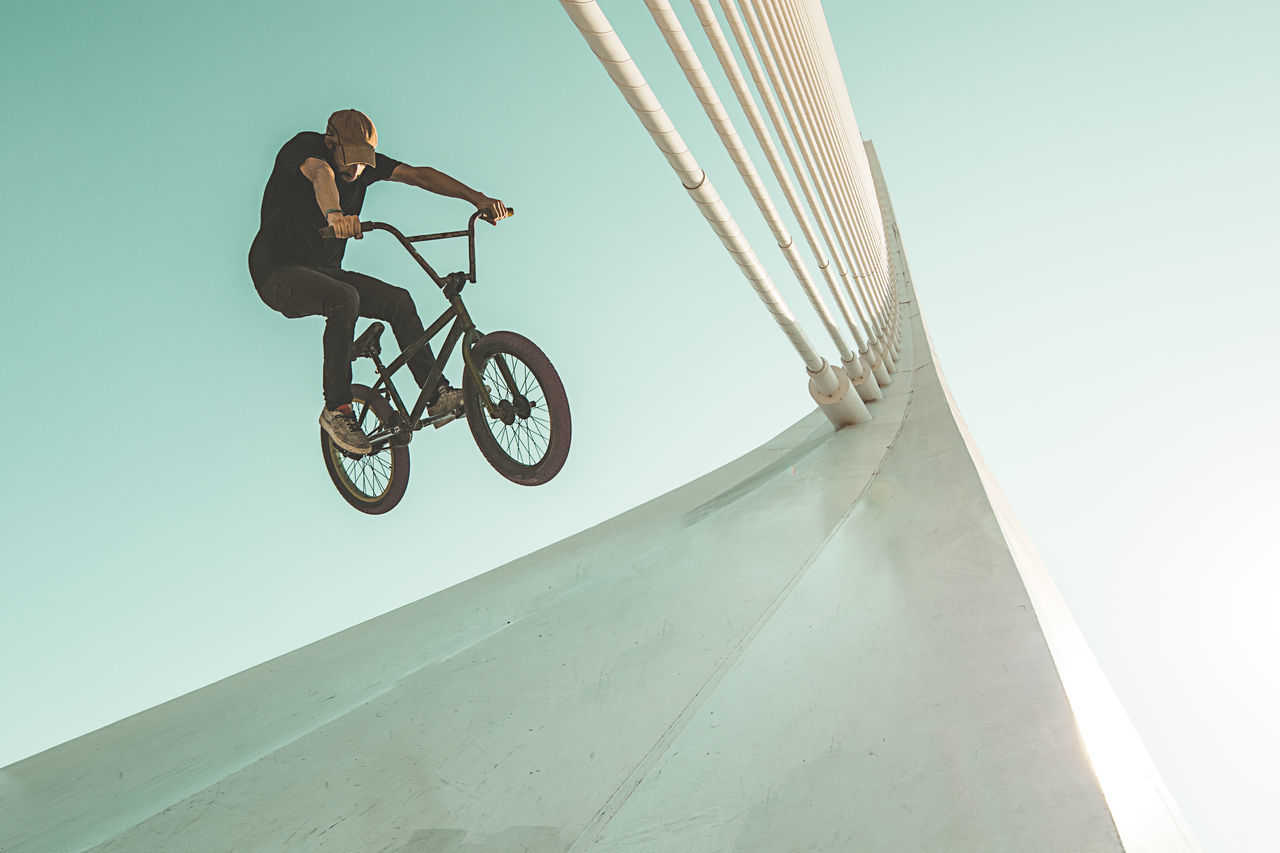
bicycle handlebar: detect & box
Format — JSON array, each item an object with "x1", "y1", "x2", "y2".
[
  {"x1": 316, "y1": 208, "x2": 514, "y2": 291},
  {"x1": 319, "y1": 207, "x2": 514, "y2": 240}
]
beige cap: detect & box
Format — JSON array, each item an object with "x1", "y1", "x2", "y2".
[{"x1": 326, "y1": 109, "x2": 378, "y2": 168}]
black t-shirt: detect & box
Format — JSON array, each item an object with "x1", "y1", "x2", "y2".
[{"x1": 250, "y1": 131, "x2": 402, "y2": 270}]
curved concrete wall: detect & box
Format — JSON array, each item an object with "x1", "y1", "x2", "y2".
[{"x1": 0, "y1": 148, "x2": 1195, "y2": 853}]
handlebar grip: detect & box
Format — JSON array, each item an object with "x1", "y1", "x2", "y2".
[
  {"x1": 319, "y1": 221, "x2": 374, "y2": 239},
  {"x1": 480, "y1": 207, "x2": 515, "y2": 223}
]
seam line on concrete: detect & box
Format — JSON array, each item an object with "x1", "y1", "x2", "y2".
[{"x1": 569, "y1": 342, "x2": 920, "y2": 851}]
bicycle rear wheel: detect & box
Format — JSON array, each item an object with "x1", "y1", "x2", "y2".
[
  {"x1": 463, "y1": 331, "x2": 571, "y2": 486},
  {"x1": 321, "y1": 383, "x2": 410, "y2": 514}
]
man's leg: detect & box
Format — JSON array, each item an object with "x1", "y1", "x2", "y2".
[
  {"x1": 254, "y1": 265, "x2": 360, "y2": 411},
  {"x1": 328, "y1": 269, "x2": 441, "y2": 394}
]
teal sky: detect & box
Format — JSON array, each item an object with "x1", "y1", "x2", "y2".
[{"x1": 2, "y1": 2, "x2": 1276, "y2": 851}]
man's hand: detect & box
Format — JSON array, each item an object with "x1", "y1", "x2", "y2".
[
  {"x1": 326, "y1": 211, "x2": 363, "y2": 239},
  {"x1": 475, "y1": 196, "x2": 510, "y2": 224}
]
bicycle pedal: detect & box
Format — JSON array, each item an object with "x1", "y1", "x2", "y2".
[{"x1": 431, "y1": 410, "x2": 461, "y2": 429}]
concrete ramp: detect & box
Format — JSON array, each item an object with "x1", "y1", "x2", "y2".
[
  {"x1": 4, "y1": 194, "x2": 1206, "y2": 851},
  {"x1": 1, "y1": 283, "x2": 1196, "y2": 852}
]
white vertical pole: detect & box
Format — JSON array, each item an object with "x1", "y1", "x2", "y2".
[
  {"x1": 559, "y1": 0, "x2": 870, "y2": 428},
  {"x1": 716, "y1": 0, "x2": 892, "y2": 386},
  {"x1": 643, "y1": 0, "x2": 877, "y2": 411},
  {"x1": 768, "y1": 0, "x2": 892, "y2": 315},
  {"x1": 745, "y1": 0, "x2": 893, "y2": 350},
  {"x1": 726, "y1": 0, "x2": 895, "y2": 379},
  {"x1": 770, "y1": 0, "x2": 898, "y2": 337},
  {"x1": 688, "y1": 0, "x2": 884, "y2": 399}
]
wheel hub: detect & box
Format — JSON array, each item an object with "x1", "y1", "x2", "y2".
[{"x1": 492, "y1": 398, "x2": 516, "y2": 426}]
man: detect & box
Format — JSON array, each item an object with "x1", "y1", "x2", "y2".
[{"x1": 249, "y1": 108, "x2": 508, "y2": 455}]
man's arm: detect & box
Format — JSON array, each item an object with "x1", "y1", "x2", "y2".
[
  {"x1": 300, "y1": 157, "x2": 362, "y2": 238},
  {"x1": 390, "y1": 164, "x2": 509, "y2": 222}
]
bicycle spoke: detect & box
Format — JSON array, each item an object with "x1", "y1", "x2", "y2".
[
  {"x1": 331, "y1": 394, "x2": 396, "y2": 501},
  {"x1": 473, "y1": 345, "x2": 560, "y2": 470}
]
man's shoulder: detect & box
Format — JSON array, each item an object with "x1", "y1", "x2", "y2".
[
  {"x1": 275, "y1": 131, "x2": 326, "y2": 164},
  {"x1": 370, "y1": 151, "x2": 403, "y2": 183},
  {"x1": 286, "y1": 130, "x2": 324, "y2": 146}
]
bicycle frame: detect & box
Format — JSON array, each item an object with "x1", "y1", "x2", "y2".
[{"x1": 341, "y1": 211, "x2": 518, "y2": 440}]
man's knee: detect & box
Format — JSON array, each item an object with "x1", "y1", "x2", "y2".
[
  {"x1": 379, "y1": 287, "x2": 424, "y2": 330},
  {"x1": 386, "y1": 285, "x2": 417, "y2": 317},
  {"x1": 324, "y1": 282, "x2": 360, "y2": 321}
]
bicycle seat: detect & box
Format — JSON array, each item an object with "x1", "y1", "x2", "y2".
[{"x1": 351, "y1": 322, "x2": 385, "y2": 361}]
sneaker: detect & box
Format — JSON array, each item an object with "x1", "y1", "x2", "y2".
[
  {"x1": 427, "y1": 384, "x2": 465, "y2": 418},
  {"x1": 320, "y1": 406, "x2": 372, "y2": 455}
]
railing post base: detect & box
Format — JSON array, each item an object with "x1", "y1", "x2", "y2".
[
  {"x1": 843, "y1": 354, "x2": 883, "y2": 402},
  {"x1": 808, "y1": 360, "x2": 871, "y2": 429}
]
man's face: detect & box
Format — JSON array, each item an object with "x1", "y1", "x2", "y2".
[
  {"x1": 336, "y1": 161, "x2": 365, "y2": 183},
  {"x1": 325, "y1": 136, "x2": 367, "y2": 182}
]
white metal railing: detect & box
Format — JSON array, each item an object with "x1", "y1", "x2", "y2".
[
  {"x1": 558, "y1": 0, "x2": 872, "y2": 427},
  {"x1": 690, "y1": 0, "x2": 885, "y2": 397},
  {"x1": 740, "y1": 0, "x2": 896, "y2": 360},
  {"x1": 786, "y1": 0, "x2": 902, "y2": 356},
  {"x1": 643, "y1": 0, "x2": 880, "y2": 399},
  {"x1": 560, "y1": 0, "x2": 893, "y2": 428},
  {"x1": 709, "y1": 0, "x2": 895, "y2": 387},
  {"x1": 765, "y1": 0, "x2": 897, "y2": 334}
]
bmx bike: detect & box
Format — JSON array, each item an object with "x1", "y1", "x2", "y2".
[{"x1": 317, "y1": 210, "x2": 571, "y2": 514}]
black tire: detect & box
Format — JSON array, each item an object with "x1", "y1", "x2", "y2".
[
  {"x1": 463, "y1": 331, "x2": 571, "y2": 486},
  {"x1": 320, "y1": 383, "x2": 410, "y2": 514}
]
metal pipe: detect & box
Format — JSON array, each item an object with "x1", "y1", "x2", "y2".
[
  {"x1": 797, "y1": 0, "x2": 889, "y2": 258},
  {"x1": 736, "y1": 0, "x2": 878, "y2": 333},
  {"x1": 689, "y1": 0, "x2": 883, "y2": 399},
  {"x1": 796, "y1": 0, "x2": 900, "y2": 351},
  {"x1": 762, "y1": 0, "x2": 902, "y2": 360},
  {"x1": 717, "y1": 0, "x2": 889, "y2": 387},
  {"x1": 771, "y1": 0, "x2": 896, "y2": 320},
  {"x1": 750, "y1": 0, "x2": 890, "y2": 338},
  {"x1": 559, "y1": 0, "x2": 868, "y2": 429},
  {"x1": 764, "y1": 0, "x2": 899, "y2": 366},
  {"x1": 761, "y1": 0, "x2": 900, "y2": 363},
  {"x1": 734, "y1": 0, "x2": 893, "y2": 378},
  {"x1": 643, "y1": 1, "x2": 869, "y2": 391}
]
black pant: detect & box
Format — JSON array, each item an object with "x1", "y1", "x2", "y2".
[{"x1": 252, "y1": 263, "x2": 436, "y2": 410}]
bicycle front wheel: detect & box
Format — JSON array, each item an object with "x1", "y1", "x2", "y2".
[
  {"x1": 321, "y1": 383, "x2": 410, "y2": 514},
  {"x1": 463, "y1": 331, "x2": 571, "y2": 486}
]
